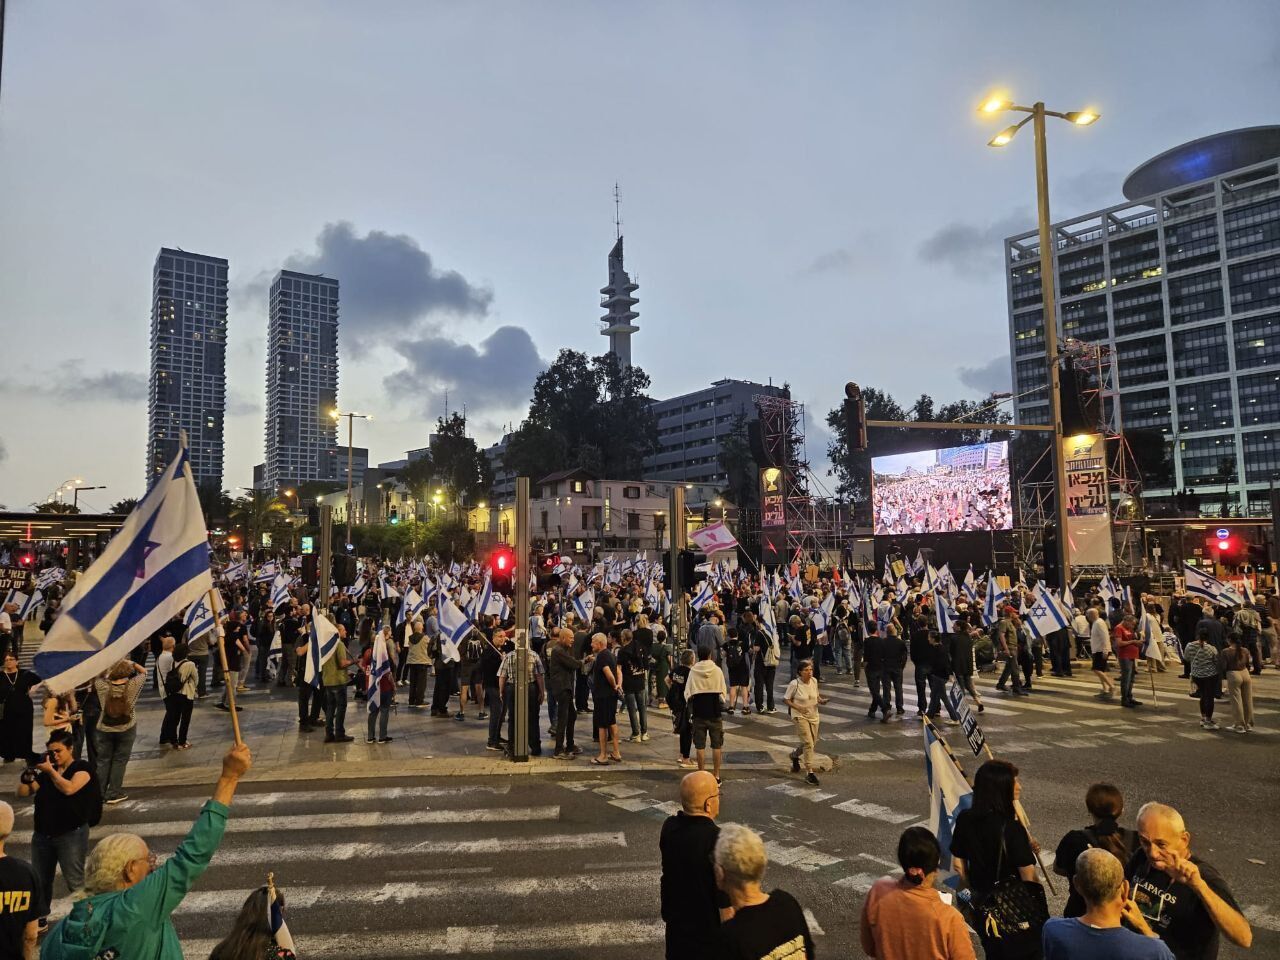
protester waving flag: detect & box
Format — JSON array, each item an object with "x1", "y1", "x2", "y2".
[
  {"x1": 36, "y1": 567, "x2": 65, "y2": 591},
  {"x1": 254, "y1": 561, "x2": 280, "y2": 584},
  {"x1": 923, "y1": 721, "x2": 972, "y2": 889},
  {"x1": 379, "y1": 574, "x2": 400, "y2": 603},
  {"x1": 690, "y1": 580, "x2": 714, "y2": 613},
  {"x1": 1061, "y1": 581, "x2": 1074, "y2": 610},
  {"x1": 35, "y1": 441, "x2": 212, "y2": 694},
  {"x1": 304, "y1": 608, "x2": 341, "y2": 688},
  {"x1": 689, "y1": 521, "x2": 739, "y2": 555},
  {"x1": 1183, "y1": 562, "x2": 1232, "y2": 605},
  {"x1": 572, "y1": 587, "x2": 595, "y2": 622},
  {"x1": 436, "y1": 594, "x2": 470, "y2": 663},
  {"x1": 419, "y1": 574, "x2": 437, "y2": 604},
  {"x1": 267, "y1": 629, "x2": 284, "y2": 680},
  {"x1": 16, "y1": 589, "x2": 43, "y2": 621},
  {"x1": 1140, "y1": 609, "x2": 1165, "y2": 664},
  {"x1": 982, "y1": 571, "x2": 1006, "y2": 628},
  {"x1": 962, "y1": 565, "x2": 979, "y2": 603},
  {"x1": 758, "y1": 597, "x2": 778, "y2": 646},
  {"x1": 468, "y1": 573, "x2": 493, "y2": 622},
  {"x1": 934, "y1": 594, "x2": 958, "y2": 635},
  {"x1": 269, "y1": 573, "x2": 293, "y2": 611},
  {"x1": 345, "y1": 575, "x2": 367, "y2": 598},
  {"x1": 1025, "y1": 582, "x2": 1072, "y2": 639},
  {"x1": 399, "y1": 587, "x2": 426, "y2": 628},
  {"x1": 221, "y1": 559, "x2": 248, "y2": 583}
]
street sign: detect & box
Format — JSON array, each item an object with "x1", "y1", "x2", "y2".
[
  {"x1": 1216, "y1": 528, "x2": 1230, "y2": 540},
  {"x1": 946, "y1": 680, "x2": 986, "y2": 757}
]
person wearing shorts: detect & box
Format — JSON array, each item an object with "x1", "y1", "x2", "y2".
[
  {"x1": 589, "y1": 634, "x2": 622, "y2": 764},
  {"x1": 1088, "y1": 607, "x2": 1116, "y2": 700},
  {"x1": 685, "y1": 645, "x2": 728, "y2": 783}
]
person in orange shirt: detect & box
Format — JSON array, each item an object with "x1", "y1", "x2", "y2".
[{"x1": 859, "y1": 827, "x2": 975, "y2": 960}]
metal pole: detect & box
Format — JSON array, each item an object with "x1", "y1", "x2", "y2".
[
  {"x1": 319, "y1": 504, "x2": 333, "y2": 614},
  {"x1": 512, "y1": 477, "x2": 531, "y2": 762},
  {"x1": 345, "y1": 415, "x2": 354, "y2": 550},
  {"x1": 1032, "y1": 102, "x2": 1072, "y2": 589},
  {"x1": 670, "y1": 486, "x2": 688, "y2": 647}
]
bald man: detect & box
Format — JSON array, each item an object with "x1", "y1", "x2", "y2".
[
  {"x1": 659, "y1": 771, "x2": 731, "y2": 959},
  {"x1": 1043, "y1": 848, "x2": 1171, "y2": 959},
  {"x1": 1127, "y1": 802, "x2": 1251, "y2": 960}
]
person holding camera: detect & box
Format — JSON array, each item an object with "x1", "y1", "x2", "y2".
[{"x1": 17, "y1": 730, "x2": 97, "y2": 933}]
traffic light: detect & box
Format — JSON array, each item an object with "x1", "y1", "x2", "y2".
[
  {"x1": 536, "y1": 553, "x2": 561, "y2": 590},
  {"x1": 389, "y1": 507, "x2": 399, "y2": 525},
  {"x1": 17, "y1": 552, "x2": 34, "y2": 568},
  {"x1": 487, "y1": 546, "x2": 516, "y2": 593},
  {"x1": 307, "y1": 505, "x2": 320, "y2": 526},
  {"x1": 843, "y1": 382, "x2": 867, "y2": 452}
]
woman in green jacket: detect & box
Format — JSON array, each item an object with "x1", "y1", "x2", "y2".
[{"x1": 41, "y1": 743, "x2": 252, "y2": 960}]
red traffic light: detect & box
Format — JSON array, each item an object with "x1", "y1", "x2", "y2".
[
  {"x1": 487, "y1": 547, "x2": 515, "y2": 575},
  {"x1": 18, "y1": 553, "x2": 33, "y2": 567},
  {"x1": 1216, "y1": 538, "x2": 1231, "y2": 552},
  {"x1": 496, "y1": 554, "x2": 508, "y2": 572}
]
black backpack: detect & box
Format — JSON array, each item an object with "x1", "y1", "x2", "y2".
[{"x1": 163, "y1": 659, "x2": 186, "y2": 697}]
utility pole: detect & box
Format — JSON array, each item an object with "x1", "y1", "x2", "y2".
[
  {"x1": 318, "y1": 505, "x2": 333, "y2": 613},
  {"x1": 669, "y1": 485, "x2": 688, "y2": 647},
  {"x1": 512, "y1": 477, "x2": 531, "y2": 762}
]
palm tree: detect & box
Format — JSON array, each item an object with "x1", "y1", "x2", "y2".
[{"x1": 230, "y1": 491, "x2": 291, "y2": 550}]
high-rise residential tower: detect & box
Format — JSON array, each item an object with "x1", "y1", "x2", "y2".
[
  {"x1": 263, "y1": 270, "x2": 340, "y2": 491},
  {"x1": 147, "y1": 248, "x2": 228, "y2": 491},
  {"x1": 600, "y1": 237, "x2": 639, "y2": 368},
  {"x1": 1005, "y1": 127, "x2": 1280, "y2": 515}
]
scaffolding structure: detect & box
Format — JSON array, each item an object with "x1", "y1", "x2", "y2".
[
  {"x1": 753, "y1": 394, "x2": 852, "y2": 565},
  {"x1": 1014, "y1": 338, "x2": 1148, "y2": 577}
]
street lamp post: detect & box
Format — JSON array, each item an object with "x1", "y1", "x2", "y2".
[
  {"x1": 72, "y1": 484, "x2": 106, "y2": 511},
  {"x1": 331, "y1": 409, "x2": 373, "y2": 550},
  {"x1": 981, "y1": 93, "x2": 1099, "y2": 588},
  {"x1": 281, "y1": 488, "x2": 298, "y2": 553}
]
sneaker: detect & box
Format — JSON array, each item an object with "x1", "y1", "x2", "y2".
[
  {"x1": 105, "y1": 794, "x2": 128, "y2": 805},
  {"x1": 569, "y1": 745, "x2": 583, "y2": 755},
  {"x1": 378, "y1": 737, "x2": 394, "y2": 743},
  {"x1": 640, "y1": 732, "x2": 651, "y2": 742},
  {"x1": 1129, "y1": 699, "x2": 1144, "y2": 707},
  {"x1": 1231, "y1": 724, "x2": 1247, "y2": 734},
  {"x1": 553, "y1": 751, "x2": 568, "y2": 760},
  {"x1": 805, "y1": 772, "x2": 820, "y2": 786},
  {"x1": 454, "y1": 712, "x2": 465, "y2": 722},
  {"x1": 791, "y1": 756, "x2": 801, "y2": 773},
  {"x1": 215, "y1": 703, "x2": 230, "y2": 712},
  {"x1": 1200, "y1": 720, "x2": 1220, "y2": 730},
  {"x1": 366, "y1": 737, "x2": 376, "y2": 743},
  {"x1": 485, "y1": 742, "x2": 502, "y2": 751},
  {"x1": 478, "y1": 711, "x2": 488, "y2": 720},
  {"x1": 977, "y1": 703, "x2": 985, "y2": 713},
  {"x1": 336, "y1": 734, "x2": 355, "y2": 743},
  {"x1": 765, "y1": 707, "x2": 777, "y2": 714}
]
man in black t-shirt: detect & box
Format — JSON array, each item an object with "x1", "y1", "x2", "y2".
[
  {"x1": 1128, "y1": 802, "x2": 1252, "y2": 960},
  {"x1": 0, "y1": 800, "x2": 37, "y2": 958},
  {"x1": 660, "y1": 771, "x2": 730, "y2": 960}
]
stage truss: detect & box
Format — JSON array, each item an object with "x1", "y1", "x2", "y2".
[
  {"x1": 753, "y1": 394, "x2": 852, "y2": 566},
  {"x1": 1014, "y1": 338, "x2": 1147, "y2": 578}
]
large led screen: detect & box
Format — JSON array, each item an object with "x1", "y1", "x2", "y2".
[{"x1": 872, "y1": 441, "x2": 1012, "y2": 535}]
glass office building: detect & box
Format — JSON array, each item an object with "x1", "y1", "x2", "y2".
[
  {"x1": 147, "y1": 248, "x2": 229, "y2": 491},
  {"x1": 1006, "y1": 127, "x2": 1280, "y2": 515}
]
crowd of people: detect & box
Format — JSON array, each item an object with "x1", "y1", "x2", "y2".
[
  {"x1": 872, "y1": 470, "x2": 1014, "y2": 535},
  {"x1": 0, "y1": 552, "x2": 1272, "y2": 958}
]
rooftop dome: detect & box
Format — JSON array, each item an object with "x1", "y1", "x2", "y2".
[{"x1": 1122, "y1": 126, "x2": 1280, "y2": 201}]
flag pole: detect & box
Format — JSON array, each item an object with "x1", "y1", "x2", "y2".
[{"x1": 209, "y1": 589, "x2": 244, "y2": 746}]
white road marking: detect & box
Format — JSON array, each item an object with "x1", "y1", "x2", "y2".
[
  {"x1": 205, "y1": 831, "x2": 627, "y2": 866},
  {"x1": 804, "y1": 907, "x2": 826, "y2": 935},
  {"x1": 594, "y1": 784, "x2": 646, "y2": 799},
  {"x1": 858, "y1": 852, "x2": 899, "y2": 868},
  {"x1": 847, "y1": 752, "x2": 894, "y2": 762},
  {"x1": 763, "y1": 840, "x2": 843, "y2": 871},
  {"x1": 832, "y1": 798, "x2": 916, "y2": 823},
  {"x1": 1243, "y1": 904, "x2": 1280, "y2": 932},
  {"x1": 112, "y1": 806, "x2": 561, "y2": 838},
  {"x1": 768, "y1": 782, "x2": 837, "y2": 802},
  {"x1": 832, "y1": 872, "x2": 878, "y2": 893}
]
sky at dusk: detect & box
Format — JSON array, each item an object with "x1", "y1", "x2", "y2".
[{"x1": 2, "y1": 0, "x2": 1278, "y2": 510}]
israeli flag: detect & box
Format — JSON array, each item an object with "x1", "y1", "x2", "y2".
[
  {"x1": 436, "y1": 594, "x2": 469, "y2": 663},
  {"x1": 935, "y1": 595, "x2": 958, "y2": 635},
  {"x1": 690, "y1": 580, "x2": 714, "y2": 613},
  {"x1": 644, "y1": 578, "x2": 660, "y2": 611},
  {"x1": 254, "y1": 562, "x2": 279, "y2": 584},
  {"x1": 367, "y1": 633, "x2": 392, "y2": 714},
  {"x1": 962, "y1": 565, "x2": 979, "y2": 603},
  {"x1": 269, "y1": 573, "x2": 292, "y2": 611},
  {"x1": 1061, "y1": 582, "x2": 1075, "y2": 610},
  {"x1": 468, "y1": 573, "x2": 493, "y2": 621},
  {"x1": 380, "y1": 575, "x2": 400, "y2": 603},
  {"x1": 184, "y1": 592, "x2": 218, "y2": 641},
  {"x1": 936, "y1": 563, "x2": 954, "y2": 601},
  {"x1": 1024, "y1": 582, "x2": 1073, "y2": 640},
  {"x1": 812, "y1": 591, "x2": 835, "y2": 638},
  {"x1": 1100, "y1": 573, "x2": 1121, "y2": 605},
  {"x1": 895, "y1": 574, "x2": 909, "y2": 597},
  {"x1": 304, "y1": 608, "x2": 341, "y2": 688},
  {"x1": 1183, "y1": 562, "x2": 1231, "y2": 605},
  {"x1": 788, "y1": 576, "x2": 804, "y2": 600},
  {"x1": 17, "y1": 589, "x2": 44, "y2": 621},
  {"x1": 345, "y1": 575, "x2": 367, "y2": 598},
  {"x1": 267, "y1": 629, "x2": 283, "y2": 679},
  {"x1": 420, "y1": 575, "x2": 437, "y2": 604},
  {"x1": 924, "y1": 721, "x2": 973, "y2": 889},
  {"x1": 1242, "y1": 579, "x2": 1256, "y2": 605},
  {"x1": 982, "y1": 572, "x2": 1006, "y2": 628},
  {"x1": 221, "y1": 559, "x2": 248, "y2": 583},
  {"x1": 399, "y1": 587, "x2": 426, "y2": 628},
  {"x1": 1121, "y1": 584, "x2": 1134, "y2": 612},
  {"x1": 572, "y1": 587, "x2": 595, "y2": 623},
  {"x1": 36, "y1": 567, "x2": 65, "y2": 591},
  {"x1": 34, "y1": 443, "x2": 212, "y2": 694},
  {"x1": 758, "y1": 596, "x2": 778, "y2": 646},
  {"x1": 1140, "y1": 609, "x2": 1165, "y2": 663},
  {"x1": 2, "y1": 590, "x2": 28, "y2": 615}
]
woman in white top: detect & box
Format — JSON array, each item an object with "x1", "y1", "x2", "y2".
[{"x1": 784, "y1": 659, "x2": 828, "y2": 787}]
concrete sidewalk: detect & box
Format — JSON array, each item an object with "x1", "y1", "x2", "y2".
[{"x1": 108, "y1": 679, "x2": 789, "y2": 788}]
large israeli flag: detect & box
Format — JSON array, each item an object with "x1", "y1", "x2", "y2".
[
  {"x1": 36, "y1": 568, "x2": 65, "y2": 591},
  {"x1": 304, "y1": 607, "x2": 341, "y2": 688},
  {"x1": 398, "y1": 587, "x2": 426, "y2": 629},
  {"x1": 572, "y1": 587, "x2": 595, "y2": 623},
  {"x1": 436, "y1": 594, "x2": 469, "y2": 663},
  {"x1": 935, "y1": 594, "x2": 959, "y2": 635},
  {"x1": 1024, "y1": 582, "x2": 1072, "y2": 639},
  {"x1": 924, "y1": 721, "x2": 973, "y2": 888},
  {"x1": 1183, "y1": 562, "x2": 1231, "y2": 604},
  {"x1": 35, "y1": 444, "x2": 212, "y2": 694},
  {"x1": 221, "y1": 559, "x2": 248, "y2": 583},
  {"x1": 16, "y1": 589, "x2": 44, "y2": 621}
]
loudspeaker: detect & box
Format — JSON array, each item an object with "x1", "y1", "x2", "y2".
[
  {"x1": 747, "y1": 420, "x2": 774, "y2": 466},
  {"x1": 1042, "y1": 523, "x2": 1061, "y2": 589},
  {"x1": 1059, "y1": 356, "x2": 1100, "y2": 436},
  {"x1": 332, "y1": 554, "x2": 358, "y2": 588},
  {"x1": 301, "y1": 555, "x2": 319, "y2": 588}
]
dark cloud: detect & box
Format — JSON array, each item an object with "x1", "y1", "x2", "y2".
[
  {"x1": 0, "y1": 362, "x2": 147, "y2": 403},
  {"x1": 389, "y1": 326, "x2": 544, "y2": 415},
  {"x1": 1058, "y1": 168, "x2": 1122, "y2": 212},
  {"x1": 800, "y1": 234, "x2": 885, "y2": 277},
  {"x1": 918, "y1": 209, "x2": 1032, "y2": 274},
  {"x1": 958, "y1": 354, "x2": 1012, "y2": 395},
  {"x1": 802, "y1": 248, "x2": 857, "y2": 276},
  {"x1": 241, "y1": 222, "x2": 493, "y2": 350}
]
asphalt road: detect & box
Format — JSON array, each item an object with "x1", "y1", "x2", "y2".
[{"x1": 7, "y1": 661, "x2": 1277, "y2": 959}]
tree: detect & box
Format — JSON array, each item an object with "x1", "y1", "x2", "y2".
[
  {"x1": 826, "y1": 388, "x2": 1012, "y2": 503},
  {"x1": 718, "y1": 412, "x2": 758, "y2": 511},
  {"x1": 229, "y1": 491, "x2": 291, "y2": 550},
  {"x1": 430, "y1": 412, "x2": 493, "y2": 506},
  {"x1": 34, "y1": 501, "x2": 78, "y2": 514},
  {"x1": 197, "y1": 485, "x2": 234, "y2": 528},
  {"x1": 503, "y1": 349, "x2": 658, "y2": 480},
  {"x1": 107, "y1": 497, "x2": 139, "y2": 515}
]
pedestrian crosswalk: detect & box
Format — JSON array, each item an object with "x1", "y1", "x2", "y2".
[{"x1": 10, "y1": 779, "x2": 832, "y2": 959}]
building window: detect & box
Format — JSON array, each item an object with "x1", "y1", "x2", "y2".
[
  {"x1": 572, "y1": 480, "x2": 584, "y2": 493},
  {"x1": 1165, "y1": 215, "x2": 1220, "y2": 273},
  {"x1": 1109, "y1": 231, "x2": 1160, "y2": 285},
  {"x1": 1171, "y1": 324, "x2": 1229, "y2": 379},
  {"x1": 1242, "y1": 430, "x2": 1280, "y2": 483},
  {"x1": 1237, "y1": 370, "x2": 1280, "y2": 427},
  {"x1": 1167, "y1": 270, "x2": 1224, "y2": 326},
  {"x1": 1010, "y1": 263, "x2": 1042, "y2": 310},
  {"x1": 1232, "y1": 313, "x2": 1280, "y2": 370},
  {"x1": 627, "y1": 512, "x2": 639, "y2": 531},
  {"x1": 1223, "y1": 196, "x2": 1280, "y2": 260},
  {"x1": 1115, "y1": 335, "x2": 1169, "y2": 387},
  {"x1": 1178, "y1": 435, "x2": 1236, "y2": 488},
  {"x1": 1060, "y1": 295, "x2": 1109, "y2": 341},
  {"x1": 1112, "y1": 283, "x2": 1164, "y2": 336},
  {"x1": 1229, "y1": 254, "x2": 1280, "y2": 313},
  {"x1": 1057, "y1": 247, "x2": 1105, "y2": 298},
  {"x1": 622, "y1": 486, "x2": 641, "y2": 499},
  {"x1": 1119, "y1": 387, "x2": 1173, "y2": 432},
  {"x1": 1176, "y1": 379, "x2": 1235, "y2": 433}
]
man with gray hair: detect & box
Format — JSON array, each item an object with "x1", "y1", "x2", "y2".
[
  {"x1": 1043, "y1": 847, "x2": 1172, "y2": 958},
  {"x1": 1126, "y1": 802, "x2": 1251, "y2": 960},
  {"x1": 714, "y1": 822, "x2": 813, "y2": 959},
  {"x1": 0, "y1": 799, "x2": 38, "y2": 959}
]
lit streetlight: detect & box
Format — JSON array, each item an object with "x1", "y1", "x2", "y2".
[{"x1": 979, "y1": 91, "x2": 1100, "y2": 588}]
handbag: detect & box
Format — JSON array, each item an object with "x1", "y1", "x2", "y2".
[{"x1": 968, "y1": 828, "x2": 1049, "y2": 941}]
